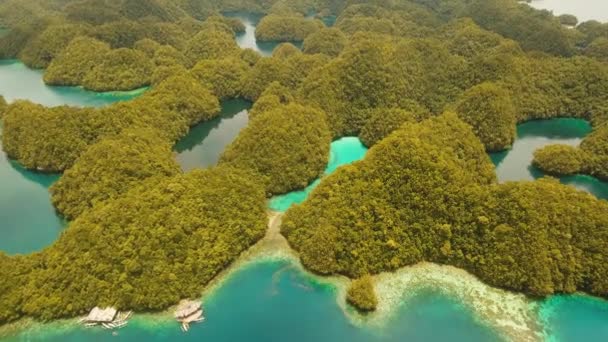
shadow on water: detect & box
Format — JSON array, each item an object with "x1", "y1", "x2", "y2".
[
  {"x1": 224, "y1": 11, "x2": 324, "y2": 56},
  {"x1": 174, "y1": 99, "x2": 252, "y2": 171},
  {"x1": 489, "y1": 118, "x2": 608, "y2": 199}
]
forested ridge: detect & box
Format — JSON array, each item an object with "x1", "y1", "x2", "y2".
[{"x1": 0, "y1": 0, "x2": 607, "y2": 322}]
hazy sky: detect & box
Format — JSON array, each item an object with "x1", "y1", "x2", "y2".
[{"x1": 528, "y1": 0, "x2": 608, "y2": 23}]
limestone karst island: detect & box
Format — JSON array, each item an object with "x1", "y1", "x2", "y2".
[{"x1": 1, "y1": 0, "x2": 608, "y2": 341}]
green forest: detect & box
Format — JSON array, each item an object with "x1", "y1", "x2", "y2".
[{"x1": 0, "y1": 0, "x2": 607, "y2": 323}]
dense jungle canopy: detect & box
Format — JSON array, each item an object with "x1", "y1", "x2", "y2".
[{"x1": 0, "y1": 0, "x2": 607, "y2": 322}]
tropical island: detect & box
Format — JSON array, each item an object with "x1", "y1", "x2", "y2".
[{"x1": 0, "y1": 0, "x2": 607, "y2": 338}]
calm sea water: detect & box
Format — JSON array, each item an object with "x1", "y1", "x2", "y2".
[
  {"x1": 223, "y1": 12, "x2": 279, "y2": 56},
  {"x1": 269, "y1": 137, "x2": 368, "y2": 212},
  {"x1": 490, "y1": 118, "x2": 608, "y2": 199},
  {"x1": 5, "y1": 260, "x2": 502, "y2": 342},
  {"x1": 175, "y1": 99, "x2": 251, "y2": 171},
  {"x1": 528, "y1": 0, "x2": 608, "y2": 23},
  {"x1": 0, "y1": 60, "x2": 140, "y2": 254},
  {"x1": 0, "y1": 60, "x2": 144, "y2": 107},
  {"x1": 2, "y1": 22, "x2": 608, "y2": 340},
  {"x1": 540, "y1": 295, "x2": 608, "y2": 342}
]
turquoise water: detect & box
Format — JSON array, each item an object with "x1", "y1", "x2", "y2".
[
  {"x1": 269, "y1": 137, "x2": 368, "y2": 212},
  {"x1": 0, "y1": 60, "x2": 142, "y2": 254},
  {"x1": 490, "y1": 118, "x2": 608, "y2": 199},
  {"x1": 2, "y1": 55, "x2": 608, "y2": 341},
  {"x1": 0, "y1": 60, "x2": 145, "y2": 107},
  {"x1": 6, "y1": 260, "x2": 501, "y2": 342},
  {"x1": 174, "y1": 99, "x2": 251, "y2": 171},
  {"x1": 540, "y1": 295, "x2": 608, "y2": 342},
  {"x1": 0, "y1": 138, "x2": 65, "y2": 255}
]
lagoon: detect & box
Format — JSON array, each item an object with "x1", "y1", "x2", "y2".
[
  {"x1": 4, "y1": 260, "x2": 501, "y2": 342},
  {"x1": 0, "y1": 60, "x2": 141, "y2": 254},
  {"x1": 490, "y1": 119, "x2": 608, "y2": 199},
  {"x1": 269, "y1": 137, "x2": 368, "y2": 212},
  {"x1": 2, "y1": 38, "x2": 608, "y2": 342},
  {"x1": 0, "y1": 60, "x2": 143, "y2": 107},
  {"x1": 224, "y1": 12, "x2": 280, "y2": 57},
  {"x1": 175, "y1": 99, "x2": 251, "y2": 171}
]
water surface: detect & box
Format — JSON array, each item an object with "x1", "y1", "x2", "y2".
[
  {"x1": 224, "y1": 12, "x2": 279, "y2": 56},
  {"x1": 490, "y1": 119, "x2": 608, "y2": 199},
  {"x1": 0, "y1": 60, "x2": 142, "y2": 254},
  {"x1": 175, "y1": 99, "x2": 251, "y2": 171},
  {"x1": 0, "y1": 60, "x2": 144, "y2": 107},
  {"x1": 269, "y1": 137, "x2": 368, "y2": 211},
  {"x1": 0, "y1": 138, "x2": 65, "y2": 255},
  {"x1": 5, "y1": 260, "x2": 501, "y2": 342},
  {"x1": 540, "y1": 294, "x2": 608, "y2": 342},
  {"x1": 528, "y1": 0, "x2": 608, "y2": 23}
]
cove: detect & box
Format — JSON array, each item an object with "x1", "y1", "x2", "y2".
[
  {"x1": 0, "y1": 59, "x2": 145, "y2": 107},
  {"x1": 0, "y1": 60, "x2": 143, "y2": 254},
  {"x1": 174, "y1": 99, "x2": 252, "y2": 171},
  {"x1": 269, "y1": 137, "x2": 368, "y2": 212},
  {"x1": 490, "y1": 118, "x2": 608, "y2": 199},
  {"x1": 223, "y1": 12, "x2": 281, "y2": 57},
  {"x1": 0, "y1": 135, "x2": 65, "y2": 255},
  {"x1": 4, "y1": 260, "x2": 501, "y2": 342}
]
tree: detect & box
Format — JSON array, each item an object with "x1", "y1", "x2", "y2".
[
  {"x1": 19, "y1": 23, "x2": 90, "y2": 68},
  {"x1": 255, "y1": 15, "x2": 324, "y2": 42},
  {"x1": 359, "y1": 105, "x2": 427, "y2": 147},
  {"x1": 584, "y1": 37, "x2": 608, "y2": 62},
  {"x1": 454, "y1": 82, "x2": 517, "y2": 151},
  {"x1": 532, "y1": 144, "x2": 585, "y2": 175},
  {"x1": 302, "y1": 27, "x2": 347, "y2": 57},
  {"x1": 50, "y1": 128, "x2": 180, "y2": 220},
  {"x1": 183, "y1": 28, "x2": 240, "y2": 66},
  {"x1": 346, "y1": 276, "x2": 378, "y2": 311},
  {"x1": 0, "y1": 95, "x2": 6, "y2": 118},
  {"x1": 82, "y1": 48, "x2": 153, "y2": 91},
  {"x1": 558, "y1": 14, "x2": 578, "y2": 27},
  {"x1": 44, "y1": 37, "x2": 111, "y2": 86},
  {"x1": 191, "y1": 58, "x2": 250, "y2": 99},
  {"x1": 220, "y1": 103, "x2": 331, "y2": 194}
]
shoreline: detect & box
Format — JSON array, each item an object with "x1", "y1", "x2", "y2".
[{"x1": 0, "y1": 212, "x2": 550, "y2": 341}]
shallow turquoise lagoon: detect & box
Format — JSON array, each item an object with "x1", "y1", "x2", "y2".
[
  {"x1": 269, "y1": 137, "x2": 368, "y2": 212},
  {"x1": 490, "y1": 118, "x2": 608, "y2": 199},
  {"x1": 540, "y1": 294, "x2": 608, "y2": 342},
  {"x1": 6, "y1": 260, "x2": 501, "y2": 342},
  {"x1": 175, "y1": 99, "x2": 251, "y2": 171}
]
